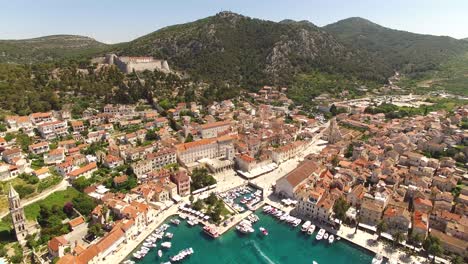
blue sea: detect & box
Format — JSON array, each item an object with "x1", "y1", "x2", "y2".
[{"x1": 127, "y1": 212, "x2": 374, "y2": 264}]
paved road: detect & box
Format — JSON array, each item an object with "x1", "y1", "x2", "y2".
[{"x1": 0, "y1": 179, "x2": 69, "y2": 219}]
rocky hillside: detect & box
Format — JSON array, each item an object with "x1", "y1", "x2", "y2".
[
  {"x1": 0, "y1": 35, "x2": 108, "y2": 63},
  {"x1": 116, "y1": 12, "x2": 392, "y2": 87},
  {"x1": 324, "y1": 17, "x2": 468, "y2": 75}
]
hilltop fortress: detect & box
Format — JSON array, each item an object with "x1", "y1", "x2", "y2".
[{"x1": 94, "y1": 54, "x2": 170, "y2": 74}]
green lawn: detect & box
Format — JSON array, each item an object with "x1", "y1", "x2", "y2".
[{"x1": 24, "y1": 187, "x2": 81, "y2": 220}]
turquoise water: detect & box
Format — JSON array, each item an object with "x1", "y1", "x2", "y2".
[{"x1": 128, "y1": 212, "x2": 374, "y2": 264}]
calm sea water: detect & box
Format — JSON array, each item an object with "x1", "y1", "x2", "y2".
[{"x1": 128, "y1": 212, "x2": 374, "y2": 264}]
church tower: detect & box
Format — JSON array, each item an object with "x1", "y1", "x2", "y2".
[
  {"x1": 323, "y1": 118, "x2": 343, "y2": 144},
  {"x1": 8, "y1": 184, "x2": 28, "y2": 245}
]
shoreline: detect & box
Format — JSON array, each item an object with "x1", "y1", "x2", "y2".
[
  {"x1": 104, "y1": 206, "x2": 179, "y2": 264},
  {"x1": 111, "y1": 202, "x2": 410, "y2": 264}
]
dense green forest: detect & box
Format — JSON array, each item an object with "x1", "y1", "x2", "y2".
[{"x1": 324, "y1": 17, "x2": 468, "y2": 76}]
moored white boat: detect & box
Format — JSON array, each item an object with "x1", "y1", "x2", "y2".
[
  {"x1": 371, "y1": 254, "x2": 383, "y2": 264},
  {"x1": 328, "y1": 234, "x2": 334, "y2": 244},
  {"x1": 324, "y1": 233, "x2": 329, "y2": 239},
  {"x1": 161, "y1": 242, "x2": 172, "y2": 249},
  {"x1": 307, "y1": 225, "x2": 316, "y2": 235},
  {"x1": 316, "y1": 228, "x2": 325, "y2": 240},
  {"x1": 170, "y1": 219, "x2": 181, "y2": 225},
  {"x1": 293, "y1": 218, "x2": 302, "y2": 227},
  {"x1": 158, "y1": 249, "x2": 162, "y2": 257},
  {"x1": 301, "y1": 221, "x2": 311, "y2": 232}
]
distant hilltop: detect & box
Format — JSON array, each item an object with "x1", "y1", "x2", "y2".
[{"x1": 92, "y1": 54, "x2": 170, "y2": 74}]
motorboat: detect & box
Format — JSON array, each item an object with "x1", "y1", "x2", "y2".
[
  {"x1": 236, "y1": 220, "x2": 254, "y2": 234},
  {"x1": 203, "y1": 225, "x2": 220, "y2": 238},
  {"x1": 280, "y1": 213, "x2": 289, "y2": 221},
  {"x1": 132, "y1": 253, "x2": 142, "y2": 259},
  {"x1": 324, "y1": 233, "x2": 329, "y2": 239},
  {"x1": 301, "y1": 221, "x2": 311, "y2": 232},
  {"x1": 293, "y1": 219, "x2": 302, "y2": 227},
  {"x1": 143, "y1": 242, "x2": 156, "y2": 247},
  {"x1": 307, "y1": 225, "x2": 316, "y2": 235},
  {"x1": 140, "y1": 246, "x2": 150, "y2": 252},
  {"x1": 316, "y1": 229, "x2": 326, "y2": 240},
  {"x1": 259, "y1": 227, "x2": 269, "y2": 236},
  {"x1": 313, "y1": 261, "x2": 318, "y2": 264},
  {"x1": 123, "y1": 260, "x2": 135, "y2": 264},
  {"x1": 161, "y1": 242, "x2": 172, "y2": 249},
  {"x1": 170, "y1": 247, "x2": 194, "y2": 262},
  {"x1": 165, "y1": 232, "x2": 174, "y2": 239},
  {"x1": 170, "y1": 219, "x2": 181, "y2": 225},
  {"x1": 328, "y1": 235, "x2": 334, "y2": 244},
  {"x1": 371, "y1": 254, "x2": 383, "y2": 264}
]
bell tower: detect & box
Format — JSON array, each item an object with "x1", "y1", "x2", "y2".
[{"x1": 8, "y1": 184, "x2": 28, "y2": 245}]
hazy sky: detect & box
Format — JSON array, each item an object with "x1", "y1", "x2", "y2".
[{"x1": 1, "y1": 0, "x2": 467, "y2": 43}]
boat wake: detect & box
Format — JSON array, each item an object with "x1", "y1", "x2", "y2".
[{"x1": 245, "y1": 240, "x2": 276, "y2": 264}]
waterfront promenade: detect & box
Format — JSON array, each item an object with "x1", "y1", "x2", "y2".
[{"x1": 105, "y1": 205, "x2": 179, "y2": 264}]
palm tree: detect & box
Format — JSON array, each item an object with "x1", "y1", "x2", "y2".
[
  {"x1": 354, "y1": 215, "x2": 361, "y2": 234},
  {"x1": 393, "y1": 231, "x2": 405, "y2": 247},
  {"x1": 376, "y1": 220, "x2": 388, "y2": 239},
  {"x1": 411, "y1": 233, "x2": 423, "y2": 247}
]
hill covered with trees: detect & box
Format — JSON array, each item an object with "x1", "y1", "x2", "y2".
[
  {"x1": 115, "y1": 11, "x2": 392, "y2": 87},
  {"x1": 323, "y1": 17, "x2": 468, "y2": 76},
  {"x1": 0, "y1": 35, "x2": 108, "y2": 63}
]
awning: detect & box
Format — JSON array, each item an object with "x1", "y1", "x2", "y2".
[
  {"x1": 358, "y1": 223, "x2": 377, "y2": 232},
  {"x1": 381, "y1": 232, "x2": 393, "y2": 240}
]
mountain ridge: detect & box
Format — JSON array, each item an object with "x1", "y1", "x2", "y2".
[
  {"x1": 114, "y1": 11, "x2": 391, "y2": 86},
  {"x1": 0, "y1": 34, "x2": 108, "y2": 63},
  {"x1": 323, "y1": 17, "x2": 468, "y2": 74},
  {"x1": 1, "y1": 12, "x2": 466, "y2": 86}
]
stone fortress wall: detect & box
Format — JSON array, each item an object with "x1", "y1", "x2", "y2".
[{"x1": 103, "y1": 54, "x2": 170, "y2": 74}]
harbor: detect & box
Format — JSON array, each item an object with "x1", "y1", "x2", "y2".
[{"x1": 123, "y1": 206, "x2": 375, "y2": 264}]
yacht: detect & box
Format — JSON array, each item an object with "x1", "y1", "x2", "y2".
[
  {"x1": 161, "y1": 242, "x2": 172, "y2": 249},
  {"x1": 170, "y1": 219, "x2": 181, "y2": 225},
  {"x1": 236, "y1": 220, "x2": 254, "y2": 234},
  {"x1": 203, "y1": 225, "x2": 220, "y2": 238},
  {"x1": 324, "y1": 233, "x2": 329, "y2": 239},
  {"x1": 371, "y1": 254, "x2": 383, "y2": 264},
  {"x1": 301, "y1": 221, "x2": 311, "y2": 232},
  {"x1": 328, "y1": 235, "x2": 334, "y2": 244},
  {"x1": 165, "y1": 232, "x2": 174, "y2": 239},
  {"x1": 316, "y1": 229, "x2": 326, "y2": 240},
  {"x1": 143, "y1": 242, "x2": 156, "y2": 248},
  {"x1": 280, "y1": 213, "x2": 289, "y2": 221},
  {"x1": 293, "y1": 219, "x2": 302, "y2": 227},
  {"x1": 307, "y1": 225, "x2": 316, "y2": 235}
]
